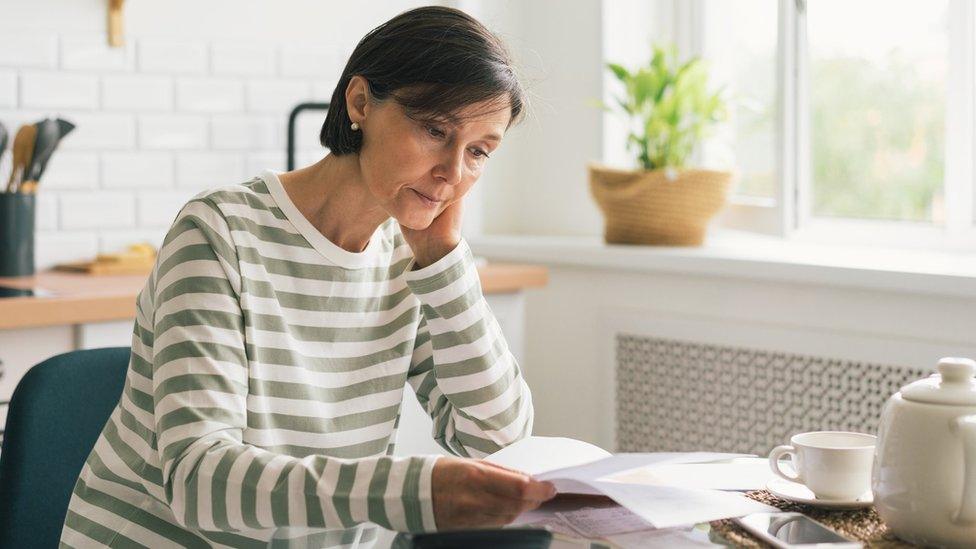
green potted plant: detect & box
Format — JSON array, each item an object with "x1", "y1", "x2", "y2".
[{"x1": 591, "y1": 44, "x2": 731, "y2": 246}]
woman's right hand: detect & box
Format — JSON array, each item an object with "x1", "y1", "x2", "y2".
[{"x1": 431, "y1": 456, "x2": 558, "y2": 530}]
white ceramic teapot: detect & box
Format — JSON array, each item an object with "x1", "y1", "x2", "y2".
[{"x1": 872, "y1": 357, "x2": 976, "y2": 548}]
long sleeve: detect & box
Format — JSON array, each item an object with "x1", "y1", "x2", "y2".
[
  {"x1": 151, "y1": 198, "x2": 438, "y2": 533},
  {"x1": 403, "y1": 238, "x2": 534, "y2": 458}
]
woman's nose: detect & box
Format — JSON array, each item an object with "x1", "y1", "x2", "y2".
[{"x1": 433, "y1": 146, "x2": 465, "y2": 185}]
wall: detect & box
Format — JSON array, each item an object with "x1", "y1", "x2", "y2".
[
  {"x1": 477, "y1": 259, "x2": 976, "y2": 451},
  {"x1": 0, "y1": 0, "x2": 442, "y2": 269}
]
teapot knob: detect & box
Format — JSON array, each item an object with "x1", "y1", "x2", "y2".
[{"x1": 939, "y1": 357, "x2": 976, "y2": 384}]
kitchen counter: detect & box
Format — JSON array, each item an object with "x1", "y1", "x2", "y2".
[{"x1": 0, "y1": 264, "x2": 548, "y2": 330}]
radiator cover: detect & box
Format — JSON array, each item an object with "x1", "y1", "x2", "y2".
[{"x1": 616, "y1": 333, "x2": 928, "y2": 455}]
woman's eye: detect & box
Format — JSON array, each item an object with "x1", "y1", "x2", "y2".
[
  {"x1": 470, "y1": 148, "x2": 490, "y2": 159},
  {"x1": 426, "y1": 125, "x2": 445, "y2": 138}
]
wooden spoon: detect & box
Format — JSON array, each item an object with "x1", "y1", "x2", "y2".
[{"x1": 6, "y1": 124, "x2": 36, "y2": 193}]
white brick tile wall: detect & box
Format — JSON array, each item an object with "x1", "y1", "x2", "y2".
[
  {"x1": 138, "y1": 114, "x2": 208, "y2": 149},
  {"x1": 1, "y1": 24, "x2": 353, "y2": 267},
  {"x1": 176, "y1": 78, "x2": 244, "y2": 112},
  {"x1": 35, "y1": 232, "x2": 99, "y2": 270},
  {"x1": 0, "y1": 71, "x2": 16, "y2": 108},
  {"x1": 138, "y1": 38, "x2": 208, "y2": 75},
  {"x1": 39, "y1": 152, "x2": 99, "y2": 189},
  {"x1": 247, "y1": 151, "x2": 286, "y2": 175},
  {"x1": 176, "y1": 152, "x2": 245, "y2": 189},
  {"x1": 0, "y1": 32, "x2": 57, "y2": 69},
  {"x1": 36, "y1": 193, "x2": 59, "y2": 231},
  {"x1": 102, "y1": 75, "x2": 173, "y2": 111},
  {"x1": 59, "y1": 113, "x2": 136, "y2": 150},
  {"x1": 21, "y1": 72, "x2": 99, "y2": 110},
  {"x1": 99, "y1": 228, "x2": 168, "y2": 254},
  {"x1": 137, "y1": 189, "x2": 198, "y2": 228},
  {"x1": 60, "y1": 191, "x2": 136, "y2": 229},
  {"x1": 280, "y1": 46, "x2": 345, "y2": 79},
  {"x1": 212, "y1": 42, "x2": 276, "y2": 76},
  {"x1": 103, "y1": 152, "x2": 174, "y2": 188},
  {"x1": 211, "y1": 114, "x2": 281, "y2": 150},
  {"x1": 61, "y1": 34, "x2": 135, "y2": 72},
  {"x1": 246, "y1": 80, "x2": 313, "y2": 113}
]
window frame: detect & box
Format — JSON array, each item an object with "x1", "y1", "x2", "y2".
[{"x1": 681, "y1": 0, "x2": 976, "y2": 250}]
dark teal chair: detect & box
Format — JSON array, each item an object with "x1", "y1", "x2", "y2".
[{"x1": 0, "y1": 347, "x2": 130, "y2": 549}]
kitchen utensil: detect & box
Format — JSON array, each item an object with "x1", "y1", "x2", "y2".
[
  {"x1": 872, "y1": 357, "x2": 976, "y2": 548},
  {"x1": 23, "y1": 118, "x2": 60, "y2": 186},
  {"x1": 6, "y1": 125, "x2": 36, "y2": 193}
]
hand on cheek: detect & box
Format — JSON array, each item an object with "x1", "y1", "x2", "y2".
[{"x1": 400, "y1": 198, "x2": 464, "y2": 269}]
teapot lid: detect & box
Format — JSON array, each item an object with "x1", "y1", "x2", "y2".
[{"x1": 902, "y1": 357, "x2": 976, "y2": 406}]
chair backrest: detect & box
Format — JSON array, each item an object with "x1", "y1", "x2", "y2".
[{"x1": 0, "y1": 347, "x2": 130, "y2": 549}]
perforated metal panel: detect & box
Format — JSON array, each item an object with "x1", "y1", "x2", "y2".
[{"x1": 616, "y1": 333, "x2": 928, "y2": 455}]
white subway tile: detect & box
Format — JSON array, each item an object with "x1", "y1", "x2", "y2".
[
  {"x1": 38, "y1": 151, "x2": 99, "y2": 189},
  {"x1": 21, "y1": 72, "x2": 99, "y2": 110},
  {"x1": 296, "y1": 149, "x2": 326, "y2": 167},
  {"x1": 137, "y1": 189, "x2": 197, "y2": 228},
  {"x1": 246, "y1": 151, "x2": 285, "y2": 175},
  {"x1": 61, "y1": 34, "x2": 135, "y2": 71},
  {"x1": 35, "y1": 232, "x2": 98, "y2": 270},
  {"x1": 295, "y1": 110, "x2": 326, "y2": 150},
  {"x1": 176, "y1": 152, "x2": 244, "y2": 189},
  {"x1": 212, "y1": 42, "x2": 276, "y2": 76},
  {"x1": 312, "y1": 79, "x2": 340, "y2": 102},
  {"x1": 35, "y1": 192, "x2": 59, "y2": 231},
  {"x1": 0, "y1": 72, "x2": 16, "y2": 108},
  {"x1": 211, "y1": 114, "x2": 281, "y2": 150},
  {"x1": 102, "y1": 152, "x2": 173, "y2": 188},
  {"x1": 138, "y1": 38, "x2": 208, "y2": 74},
  {"x1": 99, "y1": 228, "x2": 167, "y2": 254},
  {"x1": 280, "y1": 45, "x2": 345, "y2": 79},
  {"x1": 138, "y1": 114, "x2": 208, "y2": 150},
  {"x1": 60, "y1": 191, "x2": 135, "y2": 229},
  {"x1": 0, "y1": 32, "x2": 57, "y2": 69},
  {"x1": 246, "y1": 80, "x2": 312, "y2": 113},
  {"x1": 102, "y1": 75, "x2": 172, "y2": 111},
  {"x1": 58, "y1": 112, "x2": 136, "y2": 150},
  {"x1": 176, "y1": 78, "x2": 244, "y2": 112}
]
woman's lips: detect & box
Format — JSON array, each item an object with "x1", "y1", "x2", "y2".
[{"x1": 411, "y1": 188, "x2": 443, "y2": 208}]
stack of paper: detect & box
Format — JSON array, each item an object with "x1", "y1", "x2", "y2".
[{"x1": 486, "y1": 436, "x2": 776, "y2": 529}]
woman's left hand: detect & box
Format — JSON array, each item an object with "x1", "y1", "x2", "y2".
[{"x1": 400, "y1": 199, "x2": 464, "y2": 269}]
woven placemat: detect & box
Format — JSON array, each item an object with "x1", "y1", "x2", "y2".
[{"x1": 708, "y1": 490, "x2": 915, "y2": 548}]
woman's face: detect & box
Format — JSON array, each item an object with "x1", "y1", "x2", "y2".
[{"x1": 350, "y1": 78, "x2": 510, "y2": 230}]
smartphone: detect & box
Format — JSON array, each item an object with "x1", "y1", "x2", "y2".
[
  {"x1": 391, "y1": 527, "x2": 553, "y2": 549},
  {"x1": 734, "y1": 512, "x2": 862, "y2": 548}
]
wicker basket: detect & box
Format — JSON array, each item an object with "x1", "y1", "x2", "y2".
[{"x1": 589, "y1": 162, "x2": 732, "y2": 246}]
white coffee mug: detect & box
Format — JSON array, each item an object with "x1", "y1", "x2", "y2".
[{"x1": 768, "y1": 431, "x2": 876, "y2": 500}]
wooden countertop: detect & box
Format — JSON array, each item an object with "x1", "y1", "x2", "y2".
[{"x1": 0, "y1": 264, "x2": 548, "y2": 330}]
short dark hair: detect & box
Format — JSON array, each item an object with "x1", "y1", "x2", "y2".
[{"x1": 320, "y1": 6, "x2": 527, "y2": 155}]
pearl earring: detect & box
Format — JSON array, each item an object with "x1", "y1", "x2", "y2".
[{"x1": 350, "y1": 122, "x2": 360, "y2": 131}]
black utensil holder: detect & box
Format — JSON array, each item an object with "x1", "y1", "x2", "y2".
[{"x1": 0, "y1": 192, "x2": 36, "y2": 277}]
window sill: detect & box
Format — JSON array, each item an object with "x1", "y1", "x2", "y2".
[{"x1": 468, "y1": 229, "x2": 976, "y2": 299}]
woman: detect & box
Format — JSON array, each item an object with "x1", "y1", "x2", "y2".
[{"x1": 60, "y1": 6, "x2": 555, "y2": 547}]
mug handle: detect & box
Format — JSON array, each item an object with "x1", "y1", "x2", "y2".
[{"x1": 768, "y1": 445, "x2": 802, "y2": 483}]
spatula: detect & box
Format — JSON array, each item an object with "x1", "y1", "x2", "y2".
[{"x1": 6, "y1": 124, "x2": 36, "y2": 193}]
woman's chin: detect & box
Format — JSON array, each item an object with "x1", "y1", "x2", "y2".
[{"x1": 395, "y1": 210, "x2": 437, "y2": 231}]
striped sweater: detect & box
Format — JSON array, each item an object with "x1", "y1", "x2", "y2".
[{"x1": 59, "y1": 171, "x2": 534, "y2": 548}]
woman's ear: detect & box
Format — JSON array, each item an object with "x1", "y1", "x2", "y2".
[{"x1": 345, "y1": 75, "x2": 370, "y2": 124}]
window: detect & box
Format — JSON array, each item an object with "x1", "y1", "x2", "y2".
[{"x1": 687, "y1": 0, "x2": 975, "y2": 248}]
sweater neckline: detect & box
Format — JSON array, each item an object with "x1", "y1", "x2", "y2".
[{"x1": 260, "y1": 169, "x2": 384, "y2": 269}]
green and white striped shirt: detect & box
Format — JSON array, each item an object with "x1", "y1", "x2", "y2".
[{"x1": 59, "y1": 171, "x2": 534, "y2": 548}]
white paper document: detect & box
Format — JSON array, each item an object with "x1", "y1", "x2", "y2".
[
  {"x1": 603, "y1": 457, "x2": 775, "y2": 491},
  {"x1": 486, "y1": 437, "x2": 776, "y2": 528}
]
